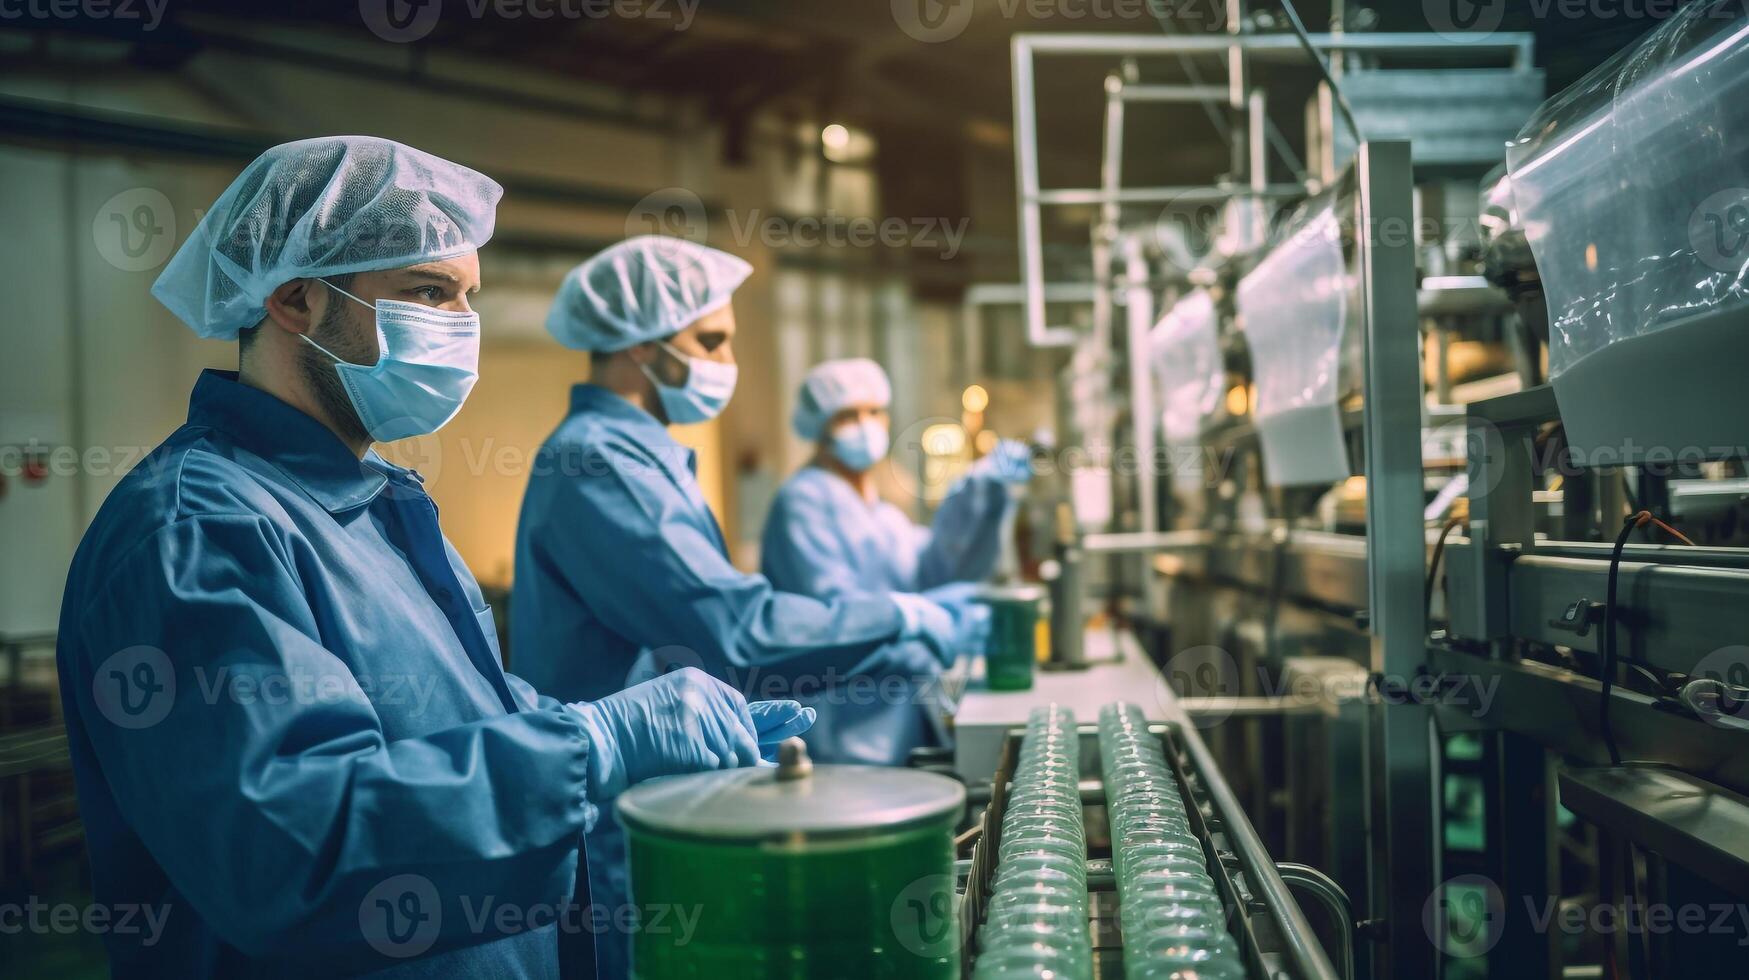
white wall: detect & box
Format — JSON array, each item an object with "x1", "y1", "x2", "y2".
[{"x1": 0, "y1": 21, "x2": 974, "y2": 631}]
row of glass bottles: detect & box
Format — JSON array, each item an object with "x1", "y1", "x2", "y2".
[
  {"x1": 1098, "y1": 702, "x2": 1247, "y2": 980},
  {"x1": 971, "y1": 704, "x2": 1093, "y2": 979}
]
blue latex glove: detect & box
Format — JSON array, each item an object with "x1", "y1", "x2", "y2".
[
  {"x1": 568, "y1": 667, "x2": 763, "y2": 800},
  {"x1": 749, "y1": 700, "x2": 818, "y2": 763},
  {"x1": 892, "y1": 592, "x2": 960, "y2": 667},
  {"x1": 921, "y1": 581, "x2": 983, "y2": 611},
  {"x1": 972, "y1": 439, "x2": 1033, "y2": 484},
  {"x1": 921, "y1": 581, "x2": 992, "y2": 654}
]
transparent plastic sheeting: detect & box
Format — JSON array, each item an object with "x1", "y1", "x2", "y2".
[
  {"x1": 970, "y1": 705, "x2": 1092, "y2": 979},
  {"x1": 1236, "y1": 199, "x2": 1353, "y2": 487},
  {"x1": 1150, "y1": 289, "x2": 1224, "y2": 490},
  {"x1": 1099, "y1": 703, "x2": 1246, "y2": 980},
  {"x1": 1505, "y1": 0, "x2": 1749, "y2": 379}
]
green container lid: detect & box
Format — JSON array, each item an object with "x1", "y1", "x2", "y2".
[
  {"x1": 619, "y1": 757, "x2": 965, "y2": 841},
  {"x1": 974, "y1": 583, "x2": 1046, "y2": 606}
]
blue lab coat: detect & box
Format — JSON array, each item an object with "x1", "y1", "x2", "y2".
[
  {"x1": 510, "y1": 384, "x2": 946, "y2": 977},
  {"x1": 761, "y1": 463, "x2": 1012, "y2": 600},
  {"x1": 56, "y1": 370, "x2": 597, "y2": 979}
]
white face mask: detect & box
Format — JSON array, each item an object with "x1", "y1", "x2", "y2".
[
  {"x1": 641, "y1": 341, "x2": 738, "y2": 424},
  {"x1": 304, "y1": 279, "x2": 481, "y2": 442},
  {"x1": 829, "y1": 418, "x2": 890, "y2": 472}
]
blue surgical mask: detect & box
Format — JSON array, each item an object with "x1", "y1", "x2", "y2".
[
  {"x1": 303, "y1": 279, "x2": 481, "y2": 442},
  {"x1": 642, "y1": 341, "x2": 737, "y2": 425},
  {"x1": 830, "y1": 418, "x2": 889, "y2": 472}
]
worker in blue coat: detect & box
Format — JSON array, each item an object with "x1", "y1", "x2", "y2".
[
  {"x1": 56, "y1": 138, "x2": 811, "y2": 980},
  {"x1": 511, "y1": 236, "x2": 964, "y2": 977},
  {"x1": 761, "y1": 357, "x2": 1031, "y2": 603}
]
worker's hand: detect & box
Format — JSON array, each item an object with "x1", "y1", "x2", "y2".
[
  {"x1": 567, "y1": 667, "x2": 764, "y2": 800},
  {"x1": 922, "y1": 582, "x2": 993, "y2": 655},
  {"x1": 748, "y1": 700, "x2": 818, "y2": 763},
  {"x1": 921, "y1": 581, "x2": 982, "y2": 610},
  {"x1": 972, "y1": 439, "x2": 1033, "y2": 485},
  {"x1": 892, "y1": 592, "x2": 960, "y2": 667}
]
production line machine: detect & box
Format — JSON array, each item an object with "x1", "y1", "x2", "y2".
[
  {"x1": 980, "y1": 4, "x2": 1749, "y2": 979},
  {"x1": 612, "y1": 7, "x2": 1746, "y2": 979}
]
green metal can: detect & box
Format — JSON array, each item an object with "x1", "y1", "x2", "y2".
[
  {"x1": 977, "y1": 584, "x2": 1045, "y2": 691},
  {"x1": 617, "y1": 746, "x2": 965, "y2": 979}
]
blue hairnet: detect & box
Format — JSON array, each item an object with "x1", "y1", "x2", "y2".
[
  {"x1": 153, "y1": 136, "x2": 502, "y2": 340},
  {"x1": 546, "y1": 236, "x2": 753, "y2": 352},
  {"x1": 792, "y1": 358, "x2": 892, "y2": 441}
]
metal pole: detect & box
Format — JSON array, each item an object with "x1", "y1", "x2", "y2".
[
  {"x1": 1356, "y1": 140, "x2": 1440, "y2": 980},
  {"x1": 1121, "y1": 235, "x2": 1157, "y2": 537},
  {"x1": 1010, "y1": 35, "x2": 1056, "y2": 349}
]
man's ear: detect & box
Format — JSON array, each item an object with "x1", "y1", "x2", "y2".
[{"x1": 263, "y1": 279, "x2": 321, "y2": 336}]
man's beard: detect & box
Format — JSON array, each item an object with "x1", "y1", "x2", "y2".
[{"x1": 298, "y1": 297, "x2": 374, "y2": 448}]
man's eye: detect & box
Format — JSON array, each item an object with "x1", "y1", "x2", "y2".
[{"x1": 413, "y1": 285, "x2": 445, "y2": 302}]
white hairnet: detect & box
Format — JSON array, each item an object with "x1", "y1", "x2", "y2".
[
  {"x1": 153, "y1": 136, "x2": 502, "y2": 340},
  {"x1": 792, "y1": 358, "x2": 892, "y2": 441},
  {"x1": 546, "y1": 236, "x2": 753, "y2": 352}
]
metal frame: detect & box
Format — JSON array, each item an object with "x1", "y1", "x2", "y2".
[
  {"x1": 1010, "y1": 30, "x2": 1537, "y2": 350},
  {"x1": 1354, "y1": 140, "x2": 1440, "y2": 980}
]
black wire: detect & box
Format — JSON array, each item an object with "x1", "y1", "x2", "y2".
[
  {"x1": 1599, "y1": 515, "x2": 1639, "y2": 767},
  {"x1": 1277, "y1": 0, "x2": 1364, "y2": 145},
  {"x1": 1424, "y1": 516, "x2": 1467, "y2": 629}
]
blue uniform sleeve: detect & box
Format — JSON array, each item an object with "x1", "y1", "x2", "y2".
[
  {"x1": 913, "y1": 472, "x2": 1014, "y2": 591},
  {"x1": 540, "y1": 438, "x2": 910, "y2": 684},
  {"x1": 65, "y1": 514, "x2": 593, "y2": 964}
]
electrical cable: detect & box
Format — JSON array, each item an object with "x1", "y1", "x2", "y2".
[
  {"x1": 1424, "y1": 515, "x2": 1467, "y2": 629},
  {"x1": 1599, "y1": 510, "x2": 1691, "y2": 767},
  {"x1": 1277, "y1": 0, "x2": 1364, "y2": 145}
]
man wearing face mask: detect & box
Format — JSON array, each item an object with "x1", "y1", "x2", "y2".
[
  {"x1": 762, "y1": 358, "x2": 1032, "y2": 604},
  {"x1": 511, "y1": 236, "x2": 963, "y2": 975},
  {"x1": 55, "y1": 139, "x2": 811, "y2": 979}
]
